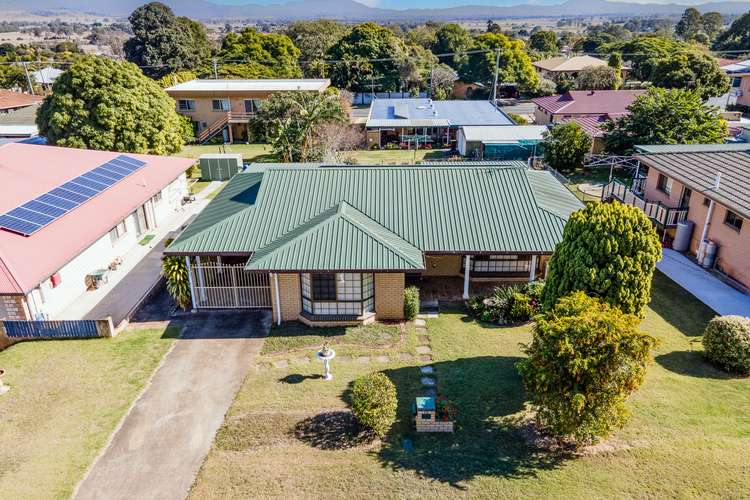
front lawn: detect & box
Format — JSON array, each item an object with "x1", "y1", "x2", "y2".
[
  {"x1": 176, "y1": 143, "x2": 273, "y2": 163},
  {"x1": 350, "y1": 148, "x2": 449, "y2": 164},
  {"x1": 261, "y1": 322, "x2": 405, "y2": 356},
  {"x1": 189, "y1": 272, "x2": 749, "y2": 498},
  {"x1": 0, "y1": 325, "x2": 180, "y2": 499}
]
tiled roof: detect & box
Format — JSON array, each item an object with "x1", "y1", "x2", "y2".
[
  {"x1": 634, "y1": 145, "x2": 750, "y2": 219},
  {"x1": 532, "y1": 90, "x2": 645, "y2": 115},
  {"x1": 0, "y1": 90, "x2": 43, "y2": 111},
  {"x1": 367, "y1": 99, "x2": 514, "y2": 128},
  {"x1": 0, "y1": 143, "x2": 194, "y2": 294},
  {"x1": 166, "y1": 163, "x2": 584, "y2": 270}
]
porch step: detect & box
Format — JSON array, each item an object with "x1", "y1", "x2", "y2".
[{"x1": 419, "y1": 298, "x2": 439, "y2": 317}]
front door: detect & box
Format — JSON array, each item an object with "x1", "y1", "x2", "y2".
[{"x1": 133, "y1": 206, "x2": 149, "y2": 237}]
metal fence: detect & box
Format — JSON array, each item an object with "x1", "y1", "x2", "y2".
[
  {"x1": 4, "y1": 320, "x2": 100, "y2": 338},
  {"x1": 190, "y1": 263, "x2": 271, "y2": 309}
]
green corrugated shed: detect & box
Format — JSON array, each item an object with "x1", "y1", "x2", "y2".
[
  {"x1": 199, "y1": 153, "x2": 243, "y2": 181},
  {"x1": 166, "y1": 163, "x2": 583, "y2": 271}
]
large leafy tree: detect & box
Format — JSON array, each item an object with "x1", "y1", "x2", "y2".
[
  {"x1": 542, "y1": 203, "x2": 662, "y2": 317},
  {"x1": 573, "y1": 32, "x2": 616, "y2": 53},
  {"x1": 542, "y1": 122, "x2": 592, "y2": 173},
  {"x1": 603, "y1": 88, "x2": 727, "y2": 155},
  {"x1": 675, "y1": 7, "x2": 703, "y2": 41},
  {"x1": 649, "y1": 51, "x2": 729, "y2": 99},
  {"x1": 123, "y1": 2, "x2": 211, "y2": 79},
  {"x1": 713, "y1": 12, "x2": 750, "y2": 50},
  {"x1": 285, "y1": 20, "x2": 349, "y2": 78},
  {"x1": 37, "y1": 56, "x2": 189, "y2": 154},
  {"x1": 326, "y1": 23, "x2": 405, "y2": 91},
  {"x1": 517, "y1": 292, "x2": 656, "y2": 445},
  {"x1": 251, "y1": 90, "x2": 347, "y2": 162},
  {"x1": 529, "y1": 30, "x2": 558, "y2": 53},
  {"x1": 702, "y1": 12, "x2": 724, "y2": 41},
  {"x1": 431, "y1": 23, "x2": 473, "y2": 71},
  {"x1": 218, "y1": 28, "x2": 301, "y2": 79},
  {"x1": 461, "y1": 32, "x2": 539, "y2": 92},
  {"x1": 601, "y1": 35, "x2": 686, "y2": 81},
  {"x1": 575, "y1": 65, "x2": 621, "y2": 90}
]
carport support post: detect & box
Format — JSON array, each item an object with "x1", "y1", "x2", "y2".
[
  {"x1": 463, "y1": 255, "x2": 471, "y2": 300},
  {"x1": 186, "y1": 256, "x2": 197, "y2": 311},
  {"x1": 529, "y1": 255, "x2": 538, "y2": 282}
]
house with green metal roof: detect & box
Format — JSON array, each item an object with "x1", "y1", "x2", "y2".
[{"x1": 165, "y1": 162, "x2": 583, "y2": 326}]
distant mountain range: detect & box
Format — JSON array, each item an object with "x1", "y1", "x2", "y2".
[{"x1": 4, "y1": 0, "x2": 750, "y2": 21}]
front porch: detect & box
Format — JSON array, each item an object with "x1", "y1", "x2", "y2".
[{"x1": 602, "y1": 179, "x2": 689, "y2": 229}]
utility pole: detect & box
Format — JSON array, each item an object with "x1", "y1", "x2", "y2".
[
  {"x1": 429, "y1": 66, "x2": 434, "y2": 98},
  {"x1": 213, "y1": 58, "x2": 218, "y2": 79},
  {"x1": 490, "y1": 49, "x2": 500, "y2": 106},
  {"x1": 21, "y1": 62, "x2": 34, "y2": 95}
]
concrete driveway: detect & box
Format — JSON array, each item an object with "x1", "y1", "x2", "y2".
[{"x1": 74, "y1": 311, "x2": 270, "y2": 500}]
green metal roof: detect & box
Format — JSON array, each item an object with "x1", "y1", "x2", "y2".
[
  {"x1": 634, "y1": 143, "x2": 750, "y2": 154},
  {"x1": 166, "y1": 163, "x2": 583, "y2": 270},
  {"x1": 245, "y1": 202, "x2": 425, "y2": 271}
]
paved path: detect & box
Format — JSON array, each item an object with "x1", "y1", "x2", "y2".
[
  {"x1": 74, "y1": 311, "x2": 270, "y2": 500},
  {"x1": 657, "y1": 249, "x2": 750, "y2": 317}
]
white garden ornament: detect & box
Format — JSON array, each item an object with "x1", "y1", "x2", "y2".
[{"x1": 316, "y1": 344, "x2": 336, "y2": 381}]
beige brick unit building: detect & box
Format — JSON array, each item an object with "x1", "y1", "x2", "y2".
[{"x1": 166, "y1": 162, "x2": 582, "y2": 326}]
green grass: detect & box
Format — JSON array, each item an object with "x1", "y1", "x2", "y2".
[
  {"x1": 204, "y1": 182, "x2": 228, "y2": 200},
  {"x1": 261, "y1": 322, "x2": 404, "y2": 356},
  {"x1": 350, "y1": 148, "x2": 449, "y2": 165},
  {"x1": 0, "y1": 326, "x2": 179, "y2": 499},
  {"x1": 139, "y1": 234, "x2": 155, "y2": 246},
  {"x1": 176, "y1": 143, "x2": 273, "y2": 163},
  {"x1": 189, "y1": 179, "x2": 211, "y2": 195},
  {"x1": 189, "y1": 273, "x2": 750, "y2": 498}
]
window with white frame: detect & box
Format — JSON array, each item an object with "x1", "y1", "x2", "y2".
[
  {"x1": 212, "y1": 99, "x2": 230, "y2": 111},
  {"x1": 300, "y1": 273, "x2": 375, "y2": 317},
  {"x1": 109, "y1": 220, "x2": 127, "y2": 245},
  {"x1": 177, "y1": 99, "x2": 196, "y2": 111}
]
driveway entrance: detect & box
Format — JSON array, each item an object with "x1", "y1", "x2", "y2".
[{"x1": 74, "y1": 311, "x2": 270, "y2": 500}]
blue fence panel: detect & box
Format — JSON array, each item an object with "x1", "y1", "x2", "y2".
[{"x1": 5, "y1": 320, "x2": 99, "y2": 339}]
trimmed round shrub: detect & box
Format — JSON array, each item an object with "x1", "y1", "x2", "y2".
[
  {"x1": 350, "y1": 372, "x2": 397, "y2": 438},
  {"x1": 404, "y1": 286, "x2": 420, "y2": 321},
  {"x1": 702, "y1": 316, "x2": 750, "y2": 375},
  {"x1": 508, "y1": 292, "x2": 534, "y2": 323}
]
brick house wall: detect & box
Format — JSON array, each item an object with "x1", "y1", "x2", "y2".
[
  {"x1": 374, "y1": 273, "x2": 405, "y2": 320},
  {"x1": 270, "y1": 273, "x2": 302, "y2": 323},
  {"x1": 423, "y1": 255, "x2": 463, "y2": 276},
  {"x1": 0, "y1": 295, "x2": 30, "y2": 321}
]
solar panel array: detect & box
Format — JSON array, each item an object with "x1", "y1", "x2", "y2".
[{"x1": 0, "y1": 155, "x2": 147, "y2": 237}]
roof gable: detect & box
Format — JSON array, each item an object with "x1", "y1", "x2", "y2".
[{"x1": 245, "y1": 202, "x2": 425, "y2": 271}]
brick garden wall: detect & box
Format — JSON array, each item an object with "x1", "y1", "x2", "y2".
[
  {"x1": 0, "y1": 295, "x2": 30, "y2": 321},
  {"x1": 375, "y1": 273, "x2": 405, "y2": 320}
]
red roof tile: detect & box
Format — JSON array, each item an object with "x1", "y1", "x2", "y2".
[
  {"x1": 0, "y1": 90, "x2": 43, "y2": 111},
  {"x1": 0, "y1": 143, "x2": 194, "y2": 295},
  {"x1": 532, "y1": 90, "x2": 645, "y2": 116}
]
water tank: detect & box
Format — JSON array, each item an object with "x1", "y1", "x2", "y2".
[
  {"x1": 672, "y1": 220, "x2": 694, "y2": 252},
  {"x1": 701, "y1": 240, "x2": 719, "y2": 269}
]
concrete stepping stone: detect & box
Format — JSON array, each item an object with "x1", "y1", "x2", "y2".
[
  {"x1": 336, "y1": 355, "x2": 352, "y2": 363},
  {"x1": 255, "y1": 363, "x2": 269, "y2": 372},
  {"x1": 292, "y1": 356, "x2": 310, "y2": 364},
  {"x1": 398, "y1": 353, "x2": 413, "y2": 361},
  {"x1": 374, "y1": 355, "x2": 390, "y2": 363},
  {"x1": 357, "y1": 356, "x2": 371, "y2": 364},
  {"x1": 417, "y1": 312, "x2": 439, "y2": 319},
  {"x1": 419, "y1": 355, "x2": 433, "y2": 362},
  {"x1": 421, "y1": 376, "x2": 436, "y2": 387},
  {"x1": 414, "y1": 319, "x2": 426, "y2": 326},
  {"x1": 418, "y1": 335, "x2": 430, "y2": 343},
  {"x1": 420, "y1": 365, "x2": 434, "y2": 374},
  {"x1": 271, "y1": 359, "x2": 288, "y2": 369},
  {"x1": 415, "y1": 345, "x2": 432, "y2": 354}
]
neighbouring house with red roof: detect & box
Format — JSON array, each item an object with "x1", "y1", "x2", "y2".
[
  {"x1": 0, "y1": 143, "x2": 194, "y2": 320},
  {"x1": 532, "y1": 90, "x2": 646, "y2": 152},
  {"x1": 0, "y1": 89, "x2": 43, "y2": 113}
]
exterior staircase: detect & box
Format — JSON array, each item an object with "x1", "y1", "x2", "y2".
[{"x1": 195, "y1": 112, "x2": 255, "y2": 144}]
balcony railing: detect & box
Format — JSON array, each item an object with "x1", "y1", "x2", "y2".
[{"x1": 602, "y1": 180, "x2": 688, "y2": 227}]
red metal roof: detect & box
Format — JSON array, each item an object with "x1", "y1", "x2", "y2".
[
  {"x1": 0, "y1": 90, "x2": 43, "y2": 111},
  {"x1": 0, "y1": 143, "x2": 194, "y2": 295},
  {"x1": 532, "y1": 90, "x2": 645, "y2": 116},
  {"x1": 559, "y1": 115, "x2": 611, "y2": 137}
]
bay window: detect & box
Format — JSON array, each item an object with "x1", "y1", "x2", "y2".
[{"x1": 301, "y1": 273, "x2": 374, "y2": 317}]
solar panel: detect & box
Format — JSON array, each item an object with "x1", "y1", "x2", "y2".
[{"x1": 0, "y1": 154, "x2": 147, "y2": 236}]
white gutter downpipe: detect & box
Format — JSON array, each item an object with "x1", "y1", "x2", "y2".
[
  {"x1": 697, "y1": 173, "x2": 721, "y2": 263},
  {"x1": 185, "y1": 256, "x2": 197, "y2": 311},
  {"x1": 272, "y1": 273, "x2": 282, "y2": 326},
  {"x1": 463, "y1": 255, "x2": 471, "y2": 300},
  {"x1": 529, "y1": 255, "x2": 538, "y2": 282}
]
